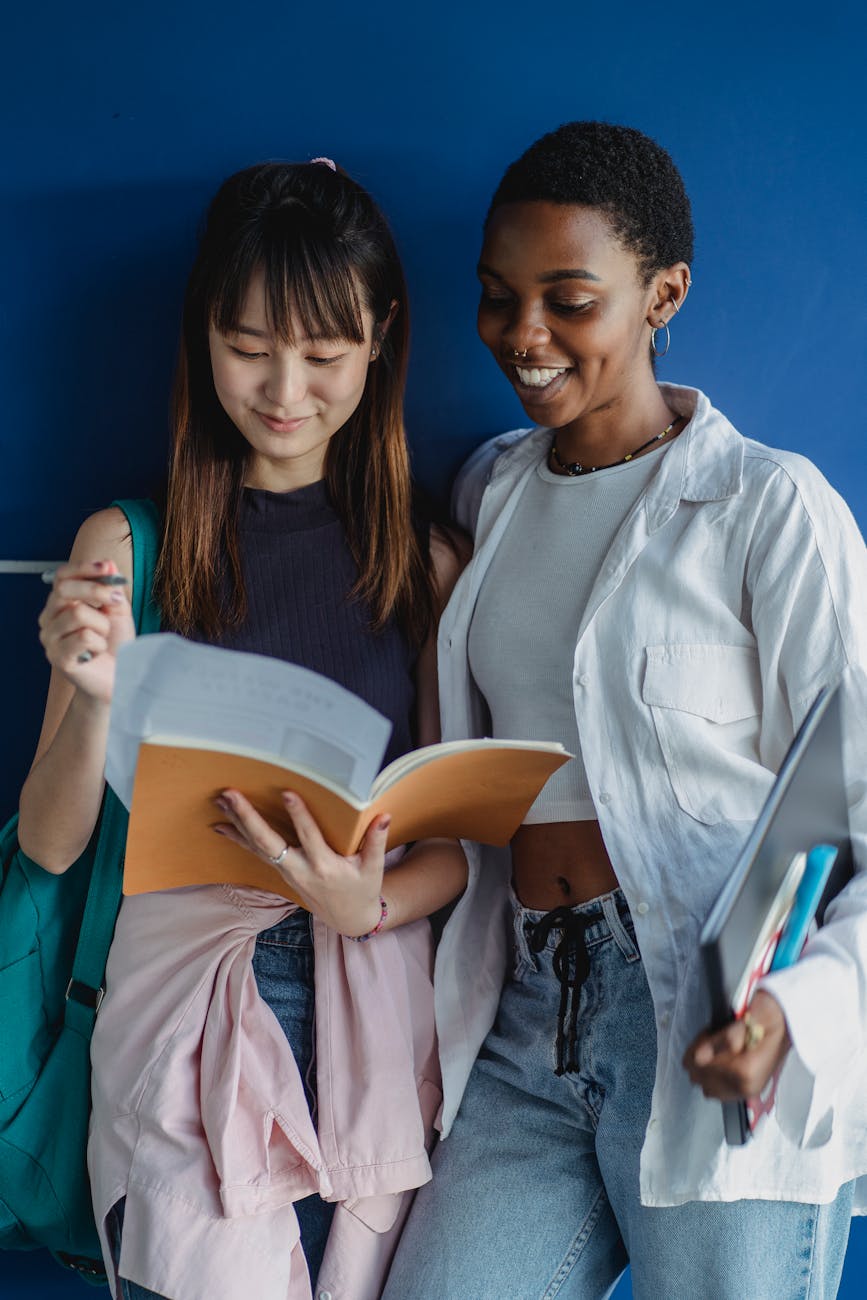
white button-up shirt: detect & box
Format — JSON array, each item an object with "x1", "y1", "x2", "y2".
[{"x1": 434, "y1": 383, "x2": 867, "y2": 1208}]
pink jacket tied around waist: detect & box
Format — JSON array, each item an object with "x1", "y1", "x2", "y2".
[{"x1": 88, "y1": 870, "x2": 441, "y2": 1300}]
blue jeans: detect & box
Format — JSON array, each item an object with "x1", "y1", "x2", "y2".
[
  {"x1": 112, "y1": 909, "x2": 335, "y2": 1299},
  {"x1": 384, "y1": 890, "x2": 853, "y2": 1300},
  {"x1": 251, "y1": 908, "x2": 336, "y2": 1273}
]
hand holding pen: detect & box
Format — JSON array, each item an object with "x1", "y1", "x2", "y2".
[{"x1": 39, "y1": 560, "x2": 135, "y2": 699}]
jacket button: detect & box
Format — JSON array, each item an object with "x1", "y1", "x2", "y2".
[
  {"x1": 636, "y1": 901, "x2": 650, "y2": 916},
  {"x1": 577, "y1": 673, "x2": 590, "y2": 686},
  {"x1": 318, "y1": 1291, "x2": 333, "y2": 1300},
  {"x1": 598, "y1": 791, "x2": 612, "y2": 805}
]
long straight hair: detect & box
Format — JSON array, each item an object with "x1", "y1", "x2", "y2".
[{"x1": 154, "y1": 161, "x2": 435, "y2": 645}]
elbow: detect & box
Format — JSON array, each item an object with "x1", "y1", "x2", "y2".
[
  {"x1": 36, "y1": 860, "x2": 74, "y2": 876},
  {"x1": 16, "y1": 799, "x2": 85, "y2": 875},
  {"x1": 15, "y1": 826, "x2": 80, "y2": 874}
]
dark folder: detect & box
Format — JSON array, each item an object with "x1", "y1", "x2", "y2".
[{"x1": 699, "y1": 682, "x2": 853, "y2": 1145}]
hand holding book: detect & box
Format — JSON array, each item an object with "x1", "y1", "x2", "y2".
[
  {"x1": 682, "y1": 988, "x2": 791, "y2": 1106},
  {"x1": 697, "y1": 684, "x2": 852, "y2": 1143},
  {"x1": 690, "y1": 844, "x2": 841, "y2": 1137},
  {"x1": 107, "y1": 635, "x2": 571, "y2": 904},
  {"x1": 212, "y1": 786, "x2": 393, "y2": 936}
]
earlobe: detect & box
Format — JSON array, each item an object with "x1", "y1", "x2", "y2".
[
  {"x1": 650, "y1": 320, "x2": 671, "y2": 358},
  {"x1": 647, "y1": 264, "x2": 691, "y2": 359},
  {"x1": 369, "y1": 328, "x2": 385, "y2": 362}
]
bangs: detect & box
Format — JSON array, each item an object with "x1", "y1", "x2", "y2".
[{"x1": 209, "y1": 216, "x2": 366, "y2": 345}]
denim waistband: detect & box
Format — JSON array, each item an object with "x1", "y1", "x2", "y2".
[
  {"x1": 511, "y1": 887, "x2": 635, "y2": 961},
  {"x1": 510, "y1": 888, "x2": 637, "y2": 1077},
  {"x1": 255, "y1": 907, "x2": 312, "y2": 946}
]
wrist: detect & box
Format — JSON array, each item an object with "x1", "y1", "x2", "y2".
[
  {"x1": 343, "y1": 895, "x2": 388, "y2": 943},
  {"x1": 69, "y1": 687, "x2": 113, "y2": 723}
]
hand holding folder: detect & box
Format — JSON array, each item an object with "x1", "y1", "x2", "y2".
[
  {"x1": 738, "y1": 844, "x2": 839, "y2": 1134},
  {"x1": 697, "y1": 684, "x2": 852, "y2": 1144}
]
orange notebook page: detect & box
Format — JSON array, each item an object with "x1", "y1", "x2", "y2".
[{"x1": 122, "y1": 741, "x2": 569, "y2": 901}]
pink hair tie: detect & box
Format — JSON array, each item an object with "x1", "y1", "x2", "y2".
[{"x1": 310, "y1": 156, "x2": 337, "y2": 171}]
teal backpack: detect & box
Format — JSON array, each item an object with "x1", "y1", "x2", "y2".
[{"x1": 0, "y1": 499, "x2": 160, "y2": 1282}]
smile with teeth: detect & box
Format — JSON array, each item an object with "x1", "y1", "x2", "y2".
[{"x1": 514, "y1": 364, "x2": 569, "y2": 388}]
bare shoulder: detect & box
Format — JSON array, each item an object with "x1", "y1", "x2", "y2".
[
  {"x1": 67, "y1": 506, "x2": 134, "y2": 581},
  {"x1": 429, "y1": 522, "x2": 472, "y2": 612}
]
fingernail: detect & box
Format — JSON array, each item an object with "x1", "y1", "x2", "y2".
[
  {"x1": 212, "y1": 825, "x2": 228, "y2": 837},
  {"x1": 93, "y1": 561, "x2": 106, "y2": 571},
  {"x1": 283, "y1": 792, "x2": 297, "y2": 807},
  {"x1": 379, "y1": 814, "x2": 392, "y2": 830},
  {"x1": 110, "y1": 591, "x2": 125, "y2": 603},
  {"x1": 214, "y1": 796, "x2": 230, "y2": 812}
]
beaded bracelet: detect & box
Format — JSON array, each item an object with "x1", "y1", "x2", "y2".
[{"x1": 346, "y1": 896, "x2": 388, "y2": 943}]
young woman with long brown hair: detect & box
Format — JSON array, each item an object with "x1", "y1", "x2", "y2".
[{"x1": 19, "y1": 159, "x2": 467, "y2": 1300}]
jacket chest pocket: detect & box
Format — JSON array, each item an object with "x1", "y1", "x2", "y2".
[{"x1": 642, "y1": 643, "x2": 774, "y2": 826}]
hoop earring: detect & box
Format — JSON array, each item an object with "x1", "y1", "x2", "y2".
[{"x1": 650, "y1": 321, "x2": 671, "y2": 358}]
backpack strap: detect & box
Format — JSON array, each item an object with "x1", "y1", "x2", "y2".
[
  {"x1": 115, "y1": 497, "x2": 162, "y2": 636},
  {"x1": 63, "y1": 499, "x2": 162, "y2": 1039}
]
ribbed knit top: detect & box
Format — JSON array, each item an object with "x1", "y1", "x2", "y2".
[
  {"x1": 469, "y1": 441, "x2": 672, "y2": 821},
  {"x1": 199, "y1": 481, "x2": 416, "y2": 768}
]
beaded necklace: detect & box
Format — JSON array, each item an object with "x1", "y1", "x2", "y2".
[{"x1": 549, "y1": 420, "x2": 676, "y2": 476}]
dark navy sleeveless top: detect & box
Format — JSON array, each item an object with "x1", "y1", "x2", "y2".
[{"x1": 201, "y1": 481, "x2": 417, "y2": 768}]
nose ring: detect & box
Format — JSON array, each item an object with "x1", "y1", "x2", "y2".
[{"x1": 513, "y1": 347, "x2": 528, "y2": 360}]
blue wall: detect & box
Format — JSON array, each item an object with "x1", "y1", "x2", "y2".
[{"x1": 2, "y1": 1, "x2": 865, "y2": 1295}]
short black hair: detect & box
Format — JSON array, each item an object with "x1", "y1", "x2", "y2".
[{"x1": 487, "y1": 121, "x2": 694, "y2": 282}]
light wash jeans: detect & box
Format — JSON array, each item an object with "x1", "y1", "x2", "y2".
[
  {"x1": 110, "y1": 909, "x2": 335, "y2": 1299},
  {"x1": 384, "y1": 889, "x2": 853, "y2": 1300}
]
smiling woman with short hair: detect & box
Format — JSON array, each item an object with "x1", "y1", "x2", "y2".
[{"x1": 384, "y1": 120, "x2": 867, "y2": 1300}]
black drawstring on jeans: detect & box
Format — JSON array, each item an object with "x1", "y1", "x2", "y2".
[{"x1": 528, "y1": 906, "x2": 592, "y2": 1076}]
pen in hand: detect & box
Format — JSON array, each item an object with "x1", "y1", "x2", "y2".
[
  {"x1": 40, "y1": 569, "x2": 129, "y2": 663},
  {"x1": 41, "y1": 570, "x2": 129, "y2": 587}
]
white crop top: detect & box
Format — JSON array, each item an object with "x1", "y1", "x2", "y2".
[{"x1": 468, "y1": 439, "x2": 672, "y2": 822}]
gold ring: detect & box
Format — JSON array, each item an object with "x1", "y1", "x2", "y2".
[{"x1": 742, "y1": 1011, "x2": 765, "y2": 1051}]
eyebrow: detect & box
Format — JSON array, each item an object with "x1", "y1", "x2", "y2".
[
  {"x1": 236, "y1": 325, "x2": 269, "y2": 338},
  {"x1": 477, "y1": 263, "x2": 602, "y2": 284}
]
